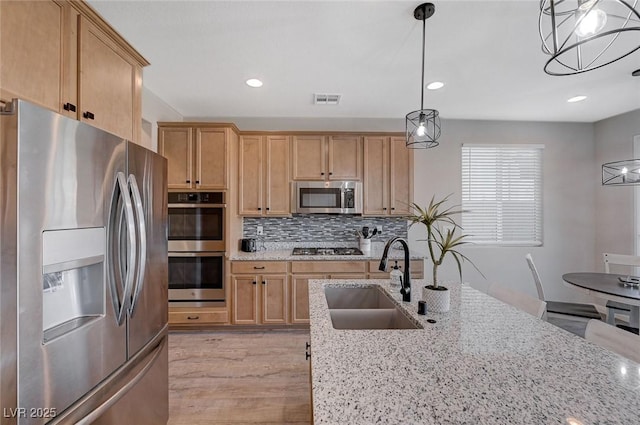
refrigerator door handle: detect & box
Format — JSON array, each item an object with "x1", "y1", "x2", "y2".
[
  {"x1": 107, "y1": 171, "x2": 137, "y2": 326},
  {"x1": 127, "y1": 174, "x2": 147, "y2": 317}
]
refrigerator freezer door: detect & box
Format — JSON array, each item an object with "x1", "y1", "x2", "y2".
[
  {"x1": 11, "y1": 100, "x2": 128, "y2": 420},
  {"x1": 126, "y1": 142, "x2": 168, "y2": 357}
]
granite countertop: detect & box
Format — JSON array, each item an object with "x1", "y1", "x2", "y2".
[
  {"x1": 229, "y1": 243, "x2": 426, "y2": 262},
  {"x1": 309, "y1": 278, "x2": 640, "y2": 424}
]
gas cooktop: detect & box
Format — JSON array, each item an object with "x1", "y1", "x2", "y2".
[{"x1": 291, "y1": 247, "x2": 364, "y2": 256}]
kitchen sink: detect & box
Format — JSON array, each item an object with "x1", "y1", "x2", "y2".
[
  {"x1": 324, "y1": 286, "x2": 398, "y2": 309},
  {"x1": 324, "y1": 286, "x2": 422, "y2": 330},
  {"x1": 329, "y1": 309, "x2": 422, "y2": 330}
]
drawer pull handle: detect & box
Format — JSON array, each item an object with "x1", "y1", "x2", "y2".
[
  {"x1": 63, "y1": 103, "x2": 76, "y2": 112},
  {"x1": 187, "y1": 316, "x2": 199, "y2": 320},
  {"x1": 83, "y1": 111, "x2": 95, "y2": 120},
  {"x1": 253, "y1": 266, "x2": 265, "y2": 270},
  {"x1": 306, "y1": 342, "x2": 311, "y2": 349}
]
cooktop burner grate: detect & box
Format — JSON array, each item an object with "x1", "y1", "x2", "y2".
[{"x1": 291, "y1": 247, "x2": 364, "y2": 256}]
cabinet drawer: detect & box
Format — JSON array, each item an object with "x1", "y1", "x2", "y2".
[
  {"x1": 231, "y1": 261, "x2": 288, "y2": 274},
  {"x1": 291, "y1": 261, "x2": 366, "y2": 274},
  {"x1": 169, "y1": 309, "x2": 228, "y2": 324}
]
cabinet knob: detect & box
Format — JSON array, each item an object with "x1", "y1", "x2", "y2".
[
  {"x1": 83, "y1": 111, "x2": 95, "y2": 120},
  {"x1": 305, "y1": 351, "x2": 311, "y2": 360},
  {"x1": 186, "y1": 180, "x2": 191, "y2": 184},
  {"x1": 383, "y1": 207, "x2": 387, "y2": 211},
  {"x1": 329, "y1": 172, "x2": 333, "y2": 175},
  {"x1": 258, "y1": 207, "x2": 262, "y2": 211},
  {"x1": 195, "y1": 180, "x2": 200, "y2": 184},
  {"x1": 266, "y1": 207, "x2": 270, "y2": 211},
  {"x1": 262, "y1": 280, "x2": 266, "y2": 285},
  {"x1": 391, "y1": 207, "x2": 395, "y2": 210},
  {"x1": 63, "y1": 103, "x2": 76, "y2": 112},
  {"x1": 306, "y1": 342, "x2": 311, "y2": 349},
  {"x1": 187, "y1": 316, "x2": 199, "y2": 320},
  {"x1": 320, "y1": 172, "x2": 325, "y2": 176},
  {"x1": 252, "y1": 281, "x2": 257, "y2": 285}
]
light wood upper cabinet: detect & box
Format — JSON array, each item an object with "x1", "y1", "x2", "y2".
[
  {"x1": 292, "y1": 135, "x2": 362, "y2": 181},
  {"x1": 197, "y1": 128, "x2": 228, "y2": 189},
  {"x1": 158, "y1": 127, "x2": 193, "y2": 189},
  {"x1": 0, "y1": 0, "x2": 148, "y2": 142},
  {"x1": 0, "y1": 0, "x2": 71, "y2": 115},
  {"x1": 79, "y1": 17, "x2": 138, "y2": 141},
  {"x1": 158, "y1": 125, "x2": 231, "y2": 190},
  {"x1": 239, "y1": 135, "x2": 290, "y2": 216},
  {"x1": 364, "y1": 136, "x2": 413, "y2": 216}
]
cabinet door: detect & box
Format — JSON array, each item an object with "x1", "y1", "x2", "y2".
[
  {"x1": 0, "y1": 0, "x2": 71, "y2": 114},
  {"x1": 196, "y1": 128, "x2": 228, "y2": 189},
  {"x1": 261, "y1": 274, "x2": 288, "y2": 324},
  {"x1": 290, "y1": 274, "x2": 323, "y2": 324},
  {"x1": 292, "y1": 135, "x2": 326, "y2": 180},
  {"x1": 389, "y1": 137, "x2": 413, "y2": 215},
  {"x1": 238, "y1": 135, "x2": 263, "y2": 215},
  {"x1": 328, "y1": 136, "x2": 362, "y2": 181},
  {"x1": 363, "y1": 137, "x2": 389, "y2": 215},
  {"x1": 232, "y1": 276, "x2": 258, "y2": 325},
  {"x1": 78, "y1": 17, "x2": 135, "y2": 140},
  {"x1": 265, "y1": 136, "x2": 291, "y2": 216},
  {"x1": 158, "y1": 127, "x2": 193, "y2": 189}
]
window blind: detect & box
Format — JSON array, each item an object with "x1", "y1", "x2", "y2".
[{"x1": 461, "y1": 144, "x2": 543, "y2": 246}]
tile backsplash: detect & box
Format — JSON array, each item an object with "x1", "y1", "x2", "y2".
[{"x1": 243, "y1": 215, "x2": 408, "y2": 242}]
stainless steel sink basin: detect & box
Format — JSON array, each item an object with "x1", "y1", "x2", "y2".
[
  {"x1": 324, "y1": 286, "x2": 397, "y2": 309},
  {"x1": 324, "y1": 286, "x2": 422, "y2": 330},
  {"x1": 329, "y1": 309, "x2": 422, "y2": 330}
]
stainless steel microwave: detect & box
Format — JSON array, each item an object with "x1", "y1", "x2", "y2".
[{"x1": 293, "y1": 181, "x2": 362, "y2": 214}]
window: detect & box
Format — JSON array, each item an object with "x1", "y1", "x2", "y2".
[{"x1": 461, "y1": 144, "x2": 543, "y2": 246}]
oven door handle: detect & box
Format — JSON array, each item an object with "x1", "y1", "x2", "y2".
[
  {"x1": 168, "y1": 203, "x2": 226, "y2": 208},
  {"x1": 168, "y1": 252, "x2": 225, "y2": 258}
]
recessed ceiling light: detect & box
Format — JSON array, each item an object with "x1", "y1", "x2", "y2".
[
  {"x1": 426, "y1": 81, "x2": 444, "y2": 90},
  {"x1": 246, "y1": 78, "x2": 263, "y2": 88},
  {"x1": 567, "y1": 95, "x2": 587, "y2": 103}
]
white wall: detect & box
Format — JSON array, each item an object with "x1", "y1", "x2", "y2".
[
  {"x1": 141, "y1": 87, "x2": 183, "y2": 151},
  {"x1": 409, "y1": 119, "x2": 597, "y2": 302},
  {"x1": 594, "y1": 109, "x2": 640, "y2": 266}
]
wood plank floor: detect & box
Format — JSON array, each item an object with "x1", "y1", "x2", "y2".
[{"x1": 168, "y1": 330, "x2": 312, "y2": 425}]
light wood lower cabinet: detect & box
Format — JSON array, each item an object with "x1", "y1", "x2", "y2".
[
  {"x1": 228, "y1": 259, "x2": 422, "y2": 326},
  {"x1": 231, "y1": 261, "x2": 289, "y2": 325}
]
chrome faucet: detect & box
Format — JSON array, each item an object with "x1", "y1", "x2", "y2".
[{"x1": 379, "y1": 237, "x2": 411, "y2": 302}]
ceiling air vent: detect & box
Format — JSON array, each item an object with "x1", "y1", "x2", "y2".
[{"x1": 313, "y1": 93, "x2": 341, "y2": 105}]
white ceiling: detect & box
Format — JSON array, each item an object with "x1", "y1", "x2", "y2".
[{"x1": 89, "y1": 0, "x2": 640, "y2": 123}]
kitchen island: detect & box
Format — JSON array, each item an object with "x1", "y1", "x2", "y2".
[{"x1": 309, "y1": 278, "x2": 640, "y2": 424}]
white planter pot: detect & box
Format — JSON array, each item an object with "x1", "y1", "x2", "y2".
[{"x1": 422, "y1": 285, "x2": 450, "y2": 313}]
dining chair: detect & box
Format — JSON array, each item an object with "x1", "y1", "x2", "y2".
[
  {"x1": 585, "y1": 319, "x2": 640, "y2": 364},
  {"x1": 602, "y1": 253, "x2": 640, "y2": 326},
  {"x1": 525, "y1": 253, "x2": 602, "y2": 321},
  {"x1": 487, "y1": 282, "x2": 547, "y2": 319}
]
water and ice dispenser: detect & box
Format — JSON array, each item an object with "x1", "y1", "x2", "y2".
[{"x1": 42, "y1": 227, "x2": 105, "y2": 342}]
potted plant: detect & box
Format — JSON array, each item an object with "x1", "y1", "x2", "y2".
[{"x1": 409, "y1": 194, "x2": 481, "y2": 312}]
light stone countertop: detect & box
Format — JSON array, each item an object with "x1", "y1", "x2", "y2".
[
  {"x1": 309, "y1": 278, "x2": 640, "y2": 424},
  {"x1": 229, "y1": 244, "x2": 426, "y2": 262}
]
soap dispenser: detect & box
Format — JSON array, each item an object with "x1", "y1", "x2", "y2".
[{"x1": 390, "y1": 261, "x2": 402, "y2": 292}]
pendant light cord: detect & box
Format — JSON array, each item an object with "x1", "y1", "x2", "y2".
[{"x1": 420, "y1": 11, "x2": 426, "y2": 110}]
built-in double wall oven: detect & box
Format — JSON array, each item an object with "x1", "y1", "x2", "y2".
[{"x1": 168, "y1": 192, "x2": 225, "y2": 306}]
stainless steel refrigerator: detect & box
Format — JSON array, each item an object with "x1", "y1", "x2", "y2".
[{"x1": 0, "y1": 99, "x2": 168, "y2": 424}]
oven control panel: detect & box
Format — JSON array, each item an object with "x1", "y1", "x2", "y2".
[{"x1": 168, "y1": 192, "x2": 224, "y2": 204}]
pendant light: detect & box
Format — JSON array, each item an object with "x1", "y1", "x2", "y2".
[
  {"x1": 539, "y1": 0, "x2": 640, "y2": 75},
  {"x1": 406, "y1": 3, "x2": 441, "y2": 149}
]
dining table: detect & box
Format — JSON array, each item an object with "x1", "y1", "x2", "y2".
[{"x1": 562, "y1": 272, "x2": 640, "y2": 329}]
